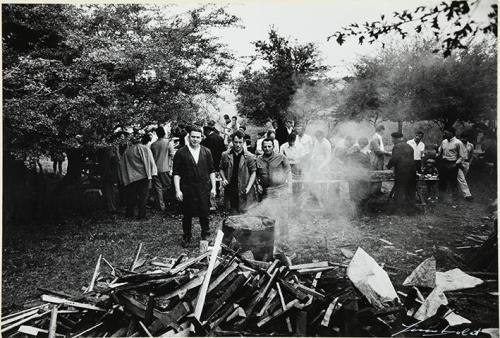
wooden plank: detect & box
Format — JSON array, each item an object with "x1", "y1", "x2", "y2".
[
  {"x1": 208, "y1": 261, "x2": 239, "y2": 293},
  {"x1": 170, "y1": 252, "x2": 211, "y2": 275},
  {"x1": 289, "y1": 261, "x2": 328, "y2": 271},
  {"x1": 1, "y1": 309, "x2": 39, "y2": 327},
  {"x1": 18, "y1": 325, "x2": 65, "y2": 337},
  {"x1": 257, "y1": 289, "x2": 277, "y2": 317},
  {"x1": 297, "y1": 266, "x2": 334, "y2": 274},
  {"x1": 296, "y1": 284, "x2": 325, "y2": 300},
  {"x1": 41, "y1": 295, "x2": 107, "y2": 312},
  {"x1": 48, "y1": 305, "x2": 58, "y2": 338},
  {"x1": 158, "y1": 271, "x2": 207, "y2": 301},
  {"x1": 86, "y1": 254, "x2": 102, "y2": 293},
  {"x1": 256, "y1": 299, "x2": 298, "y2": 327},
  {"x1": 321, "y1": 298, "x2": 339, "y2": 327},
  {"x1": 1, "y1": 310, "x2": 51, "y2": 333},
  {"x1": 1, "y1": 305, "x2": 46, "y2": 321},
  {"x1": 194, "y1": 230, "x2": 224, "y2": 320}
]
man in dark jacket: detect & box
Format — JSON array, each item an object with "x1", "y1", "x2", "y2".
[
  {"x1": 387, "y1": 132, "x2": 417, "y2": 214},
  {"x1": 173, "y1": 126, "x2": 216, "y2": 247},
  {"x1": 275, "y1": 118, "x2": 294, "y2": 146},
  {"x1": 201, "y1": 126, "x2": 226, "y2": 170}
]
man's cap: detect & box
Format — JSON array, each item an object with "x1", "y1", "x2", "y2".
[{"x1": 391, "y1": 132, "x2": 403, "y2": 138}]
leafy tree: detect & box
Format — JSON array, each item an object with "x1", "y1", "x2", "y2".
[
  {"x1": 3, "y1": 4, "x2": 238, "y2": 176},
  {"x1": 329, "y1": 0, "x2": 497, "y2": 57},
  {"x1": 336, "y1": 39, "x2": 497, "y2": 129},
  {"x1": 235, "y1": 29, "x2": 328, "y2": 124}
]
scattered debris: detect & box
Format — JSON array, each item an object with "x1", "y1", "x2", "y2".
[{"x1": 1, "y1": 236, "x2": 494, "y2": 337}]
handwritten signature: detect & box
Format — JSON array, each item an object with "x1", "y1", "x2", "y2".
[{"x1": 392, "y1": 322, "x2": 483, "y2": 337}]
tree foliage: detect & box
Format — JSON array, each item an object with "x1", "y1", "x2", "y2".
[
  {"x1": 337, "y1": 39, "x2": 497, "y2": 129},
  {"x1": 3, "y1": 4, "x2": 239, "y2": 158},
  {"x1": 235, "y1": 29, "x2": 327, "y2": 124},
  {"x1": 329, "y1": 0, "x2": 497, "y2": 57}
]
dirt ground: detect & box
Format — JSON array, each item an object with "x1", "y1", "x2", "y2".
[{"x1": 2, "y1": 168, "x2": 498, "y2": 328}]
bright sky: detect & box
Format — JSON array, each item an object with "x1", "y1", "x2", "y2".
[{"x1": 167, "y1": 0, "x2": 495, "y2": 116}]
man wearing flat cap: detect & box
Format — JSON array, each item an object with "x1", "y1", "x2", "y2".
[{"x1": 387, "y1": 132, "x2": 417, "y2": 214}]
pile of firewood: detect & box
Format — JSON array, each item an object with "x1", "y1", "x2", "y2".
[{"x1": 1, "y1": 230, "x2": 492, "y2": 337}]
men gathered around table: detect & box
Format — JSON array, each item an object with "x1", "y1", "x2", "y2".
[
  {"x1": 173, "y1": 126, "x2": 216, "y2": 247},
  {"x1": 437, "y1": 127, "x2": 465, "y2": 201},
  {"x1": 407, "y1": 131, "x2": 425, "y2": 173},
  {"x1": 150, "y1": 126, "x2": 174, "y2": 212},
  {"x1": 387, "y1": 132, "x2": 417, "y2": 214},
  {"x1": 220, "y1": 131, "x2": 257, "y2": 214},
  {"x1": 119, "y1": 132, "x2": 157, "y2": 219}
]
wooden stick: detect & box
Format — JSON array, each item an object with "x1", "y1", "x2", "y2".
[
  {"x1": 1, "y1": 310, "x2": 51, "y2": 333},
  {"x1": 48, "y1": 305, "x2": 58, "y2": 338},
  {"x1": 289, "y1": 261, "x2": 328, "y2": 271},
  {"x1": 312, "y1": 272, "x2": 322, "y2": 289},
  {"x1": 139, "y1": 321, "x2": 153, "y2": 337},
  {"x1": 194, "y1": 230, "x2": 224, "y2": 320},
  {"x1": 256, "y1": 299, "x2": 298, "y2": 327},
  {"x1": 41, "y1": 295, "x2": 106, "y2": 312},
  {"x1": 276, "y1": 282, "x2": 286, "y2": 309},
  {"x1": 130, "y1": 243, "x2": 143, "y2": 272},
  {"x1": 86, "y1": 254, "x2": 102, "y2": 293},
  {"x1": 321, "y1": 298, "x2": 339, "y2": 327},
  {"x1": 72, "y1": 322, "x2": 104, "y2": 338},
  {"x1": 170, "y1": 252, "x2": 211, "y2": 275},
  {"x1": 1, "y1": 309, "x2": 40, "y2": 327},
  {"x1": 297, "y1": 266, "x2": 334, "y2": 274},
  {"x1": 296, "y1": 284, "x2": 325, "y2": 300}
]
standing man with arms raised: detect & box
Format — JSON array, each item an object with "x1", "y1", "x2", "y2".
[
  {"x1": 150, "y1": 126, "x2": 175, "y2": 212},
  {"x1": 173, "y1": 126, "x2": 216, "y2": 247}
]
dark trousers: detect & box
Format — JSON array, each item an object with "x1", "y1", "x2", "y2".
[
  {"x1": 103, "y1": 181, "x2": 118, "y2": 213},
  {"x1": 152, "y1": 172, "x2": 172, "y2": 211},
  {"x1": 125, "y1": 178, "x2": 150, "y2": 218},
  {"x1": 438, "y1": 161, "x2": 458, "y2": 196},
  {"x1": 182, "y1": 216, "x2": 209, "y2": 240},
  {"x1": 414, "y1": 160, "x2": 422, "y2": 173}
]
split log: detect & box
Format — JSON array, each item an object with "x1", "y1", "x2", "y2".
[
  {"x1": 256, "y1": 289, "x2": 277, "y2": 317},
  {"x1": 278, "y1": 279, "x2": 308, "y2": 301},
  {"x1": 297, "y1": 266, "x2": 334, "y2": 274},
  {"x1": 129, "y1": 243, "x2": 143, "y2": 272}
]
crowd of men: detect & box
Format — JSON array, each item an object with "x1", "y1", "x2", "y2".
[{"x1": 98, "y1": 116, "x2": 480, "y2": 245}]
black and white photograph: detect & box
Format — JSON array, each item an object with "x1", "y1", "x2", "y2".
[{"x1": 2, "y1": 0, "x2": 498, "y2": 336}]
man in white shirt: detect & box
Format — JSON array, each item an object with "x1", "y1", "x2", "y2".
[
  {"x1": 280, "y1": 133, "x2": 306, "y2": 175},
  {"x1": 369, "y1": 124, "x2": 392, "y2": 194},
  {"x1": 437, "y1": 127, "x2": 465, "y2": 200},
  {"x1": 294, "y1": 124, "x2": 313, "y2": 157},
  {"x1": 407, "y1": 131, "x2": 425, "y2": 173}
]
